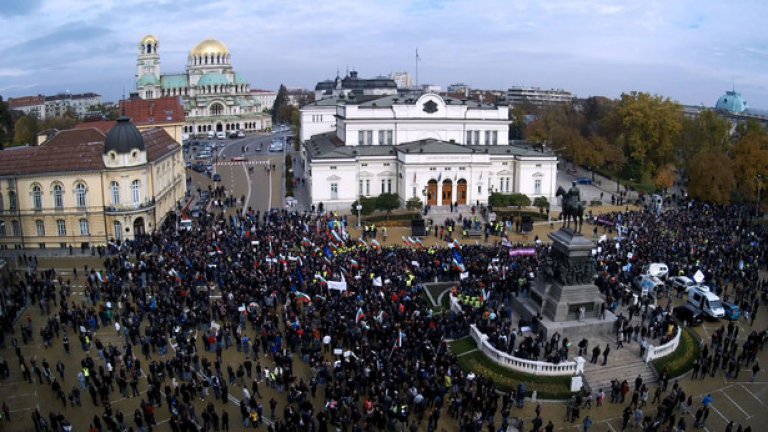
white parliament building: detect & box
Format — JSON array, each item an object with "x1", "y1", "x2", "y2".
[
  {"x1": 135, "y1": 35, "x2": 270, "y2": 136},
  {"x1": 301, "y1": 92, "x2": 558, "y2": 210}
]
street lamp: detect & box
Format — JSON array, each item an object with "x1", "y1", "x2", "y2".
[{"x1": 356, "y1": 204, "x2": 363, "y2": 228}]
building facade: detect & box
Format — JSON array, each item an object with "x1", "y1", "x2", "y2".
[
  {"x1": 0, "y1": 118, "x2": 186, "y2": 250},
  {"x1": 8, "y1": 93, "x2": 102, "y2": 120},
  {"x1": 302, "y1": 93, "x2": 557, "y2": 211},
  {"x1": 507, "y1": 86, "x2": 574, "y2": 107},
  {"x1": 135, "y1": 35, "x2": 270, "y2": 137},
  {"x1": 250, "y1": 89, "x2": 276, "y2": 112},
  {"x1": 8, "y1": 95, "x2": 46, "y2": 119},
  {"x1": 314, "y1": 71, "x2": 398, "y2": 101},
  {"x1": 389, "y1": 72, "x2": 413, "y2": 89}
]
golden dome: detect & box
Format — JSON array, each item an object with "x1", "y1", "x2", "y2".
[
  {"x1": 141, "y1": 34, "x2": 158, "y2": 44},
  {"x1": 191, "y1": 39, "x2": 229, "y2": 56}
]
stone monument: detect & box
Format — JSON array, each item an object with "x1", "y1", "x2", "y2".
[{"x1": 513, "y1": 227, "x2": 616, "y2": 339}]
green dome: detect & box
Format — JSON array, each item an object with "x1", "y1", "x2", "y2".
[
  {"x1": 137, "y1": 74, "x2": 159, "y2": 86},
  {"x1": 198, "y1": 72, "x2": 230, "y2": 87},
  {"x1": 234, "y1": 73, "x2": 248, "y2": 85},
  {"x1": 715, "y1": 91, "x2": 748, "y2": 113}
]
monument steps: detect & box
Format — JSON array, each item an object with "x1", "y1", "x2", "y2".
[{"x1": 581, "y1": 339, "x2": 658, "y2": 394}]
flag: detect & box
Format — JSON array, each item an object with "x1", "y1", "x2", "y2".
[
  {"x1": 301, "y1": 236, "x2": 313, "y2": 247},
  {"x1": 402, "y1": 236, "x2": 411, "y2": 246},
  {"x1": 371, "y1": 239, "x2": 381, "y2": 250},
  {"x1": 350, "y1": 259, "x2": 359, "y2": 269},
  {"x1": 358, "y1": 238, "x2": 368, "y2": 248},
  {"x1": 295, "y1": 292, "x2": 311, "y2": 304},
  {"x1": 373, "y1": 276, "x2": 383, "y2": 287},
  {"x1": 355, "y1": 307, "x2": 365, "y2": 323},
  {"x1": 315, "y1": 274, "x2": 328, "y2": 285},
  {"x1": 396, "y1": 330, "x2": 406, "y2": 348}
]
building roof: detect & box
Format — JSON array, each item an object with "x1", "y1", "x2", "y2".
[
  {"x1": 715, "y1": 90, "x2": 748, "y2": 113},
  {"x1": 0, "y1": 125, "x2": 178, "y2": 177},
  {"x1": 8, "y1": 95, "x2": 45, "y2": 108},
  {"x1": 121, "y1": 96, "x2": 185, "y2": 125},
  {"x1": 343, "y1": 93, "x2": 496, "y2": 109},
  {"x1": 104, "y1": 116, "x2": 145, "y2": 154},
  {"x1": 161, "y1": 74, "x2": 188, "y2": 89},
  {"x1": 191, "y1": 39, "x2": 229, "y2": 56},
  {"x1": 74, "y1": 120, "x2": 116, "y2": 134},
  {"x1": 234, "y1": 73, "x2": 248, "y2": 85},
  {"x1": 141, "y1": 34, "x2": 158, "y2": 45},
  {"x1": 198, "y1": 72, "x2": 230, "y2": 86},
  {"x1": 137, "y1": 74, "x2": 160, "y2": 86}
]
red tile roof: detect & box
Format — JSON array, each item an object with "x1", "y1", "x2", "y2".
[
  {"x1": 121, "y1": 96, "x2": 185, "y2": 125},
  {"x1": 0, "y1": 126, "x2": 179, "y2": 176},
  {"x1": 8, "y1": 95, "x2": 45, "y2": 108},
  {"x1": 74, "y1": 120, "x2": 116, "y2": 134}
]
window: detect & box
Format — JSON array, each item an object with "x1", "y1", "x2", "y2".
[
  {"x1": 505, "y1": 177, "x2": 510, "y2": 192},
  {"x1": 0, "y1": 193, "x2": 3, "y2": 212},
  {"x1": 381, "y1": 179, "x2": 385, "y2": 194},
  {"x1": 79, "y1": 219, "x2": 89, "y2": 235},
  {"x1": 534, "y1": 179, "x2": 542, "y2": 195},
  {"x1": 474, "y1": 131, "x2": 480, "y2": 145},
  {"x1": 32, "y1": 186, "x2": 43, "y2": 210},
  {"x1": 8, "y1": 191, "x2": 16, "y2": 211},
  {"x1": 466, "y1": 131, "x2": 472, "y2": 145},
  {"x1": 383, "y1": 163, "x2": 390, "y2": 167},
  {"x1": 131, "y1": 180, "x2": 141, "y2": 205},
  {"x1": 366, "y1": 131, "x2": 373, "y2": 146},
  {"x1": 11, "y1": 221, "x2": 20, "y2": 236},
  {"x1": 359, "y1": 180, "x2": 363, "y2": 195},
  {"x1": 53, "y1": 185, "x2": 63, "y2": 209},
  {"x1": 75, "y1": 183, "x2": 86, "y2": 208},
  {"x1": 485, "y1": 131, "x2": 491, "y2": 145},
  {"x1": 386, "y1": 130, "x2": 393, "y2": 145},
  {"x1": 358, "y1": 131, "x2": 364, "y2": 145},
  {"x1": 36, "y1": 220, "x2": 45, "y2": 236},
  {"x1": 365, "y1": 179, "x2": 370, "y2": 196},
  {"x1": 492, "y1": 131, "x2": 498, "y2": 145},
  {"x1": 0, "y1": 220, "x2": 5, "y2": 237},
  {"x1": 330, "y1": 166, "x2": 337, "y2": 170},
  {"x1": 56, "y1": 219, "x2": 66, "y2": 236},
  {"x1": 361, "y1": 163, "x2": 368, "y2": 167},
  {"x1": 378, "y1": 130, "x2": 385, "y2": 145},
  {"x1": 499, "y1": 178, "x2": 504, "y2": 192},
  {"x1": 387, "y1": 179, "x2": 392, "y2": 193},
  {"x1": 330, "y1": 183, "x2": 338, "y2": 200},
  {"x1": 111, "y1": 181, "x2": 120, "y2": 205},
  {"x1": 114, "y1": 221, "x2": 122, "y2": 241}
]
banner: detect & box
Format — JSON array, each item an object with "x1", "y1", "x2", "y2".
[
  {"x1": 508, "y1": 248, "x2": 537, "y2": 257},
  {"x1": 596, "y1": 218, "x2": 614, "y2": 226},
  {"x1": 328, "y1": 280, "x2": 348, "y2": 292}
]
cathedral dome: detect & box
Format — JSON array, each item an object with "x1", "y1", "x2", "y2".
[
  {"x1": 141, "y1": 34, "x2": 158, "y2": 45},
  {"x1": 104, "y1": 117, "x2": 145, "y2": 155},
  {"x1": 191, "y1": 39, "x2": 229, "y2": 56},
  {"x1": 715, "y1": 90, "x2": 748, "y2": 113}
]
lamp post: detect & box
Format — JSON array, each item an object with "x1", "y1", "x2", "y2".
[
  {"x1": 356, "y1": 204, "x2": 362, "y2": 228},
  {"x1": 756, "y1": 174, "x2": 763, "y2": 218}
]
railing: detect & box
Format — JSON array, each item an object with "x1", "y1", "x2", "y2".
[
  {"x1": 644, "y1": 326, "x2": 682, "y2": 363},
  {"x1": 469, "y1": 324, "x2": 584, "y2": 376},
  {"x1": 104, "y1": 199, "x2": 156, "y2": 214}
]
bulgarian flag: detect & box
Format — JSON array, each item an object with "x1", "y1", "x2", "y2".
[
  {"x1": 350, "y1": 259, "x2": 359, "y2": 269},
  {"x1": 355, "y1": 307, "x2": 365, "y2": 323},
  {"x1": 371, "y1": 239, "x2": 381, "y2": 250},
  {"x1": 315, "y1": 274, "x2": 328, "y2": 285},
  {"x1": 295, "y1": 292, "x2": 311, "y2": 304},
  {"x1": 359, "y1": 238, "x2": 368, "y2": 248},
  {"x1": 301, "y1": 237, "x2": 313, "y2": 248},
  {"x1": 402, "y1": 236, "x2": 412, "y2": 246}
]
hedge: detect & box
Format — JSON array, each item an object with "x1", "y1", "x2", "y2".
[
  {"x1": 449, "y1": 337, "x2": 477, "y2": 356},
  {"x1": 652, "y1": 327, "x2": 701, "y2": 378}
]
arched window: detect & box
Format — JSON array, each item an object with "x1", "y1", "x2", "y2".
[
  {"x1": 79, "y1": 219, "x2": 89, "y2": 235},
  {"x1": 53, "y1": 185, "x2": 63, "y2": 209},
  {"x1": 210, "y1": 103, "x2": 224, "y2": 116},
  {"x1": 131, "y1": 180, "x2": 141, "y2": 205},
  {"x1": 32, "y1": 185, "x2": 43, "y2": 210},
  {"x1": 110, "y1": 181, "x2": 120, "y2": 205},
  {"x1": 114, "y1": 220, "x2": 122, "y2": 241},
  {"x1": 75, "y1": 183, "x2": 87, "y2": 207}
]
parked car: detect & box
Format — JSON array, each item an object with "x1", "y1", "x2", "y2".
[
  {"x1": 191, "y1": 164, "x2": 206, "y2": 173},
  {"x1": 721, "y1": 301, "x2": 741, "y2": 321},
  {"x1": 672, "y1": 304, "x2": 704, "y2": 326},
  {"x1": 575, "y1": 177, "x2": 592, "y2": 185},
  {"x1": 213, "y1": 173, "x2": 222, "y2": 182},
  {"x1": 669, "y1": 276, "x2": 695, "y2": 296},
  {"x1": 216, "y1": 131, "x2": 226, "y2": 139},
  {"x1": 643, "y1": 263, "x2": 669, "y2": 279},
  {"x1": 632, "y1": 274, "x2": 665, "y2": 297}
]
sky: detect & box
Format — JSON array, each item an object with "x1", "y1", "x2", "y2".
[{"x1": 1, "y1": 0, "x2": 767, "y2": 108}]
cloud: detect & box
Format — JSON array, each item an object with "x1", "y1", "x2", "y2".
[{"x1": 0, "y1": 0, "x2": 42, "y2": 17}]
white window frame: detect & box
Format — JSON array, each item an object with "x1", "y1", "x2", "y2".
[
  {"x1": 32, "y1": 186, "x2": 42, "y2": 210},
  {"x1": 53, "y1": 185, "x2": 63, "y2": 209},
  {"x1": 111, "y1": 181, "x2": 120, "y2": 205},
  {"x1": 534, "y1": 179, "x2": 542, "y2": 195},
  {"x1": 131, "y1": 180, "x2": 141, "y2": 205},
  {"x1": 75, "y1": 184, "x2": 87, "y2": 208},
  {"x1": 36, "y1": 220, "x2": 45, "y2": 236},
  {"x1": 79, "y1": 218, "x2": 89, "y2": 235},
  {"x1": 56, "y1": 219, "x2": 67, "y2": 236}
]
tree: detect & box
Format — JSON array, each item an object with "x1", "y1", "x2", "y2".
[
  {"x1": 272, "y1": 85, "x2": 288, "y2": 124},
  {"x1": 375, "y1": 193, "x2": 400, "y2": 221},
  {"x1": 508, "y1": 193, "x2": 531, "y2": 208},
  {"x1": 606, "y1": 92, "x2": 683, "y2": 180},
  {"x1": 13, "y1": 115, "x2": 37, "y2": 145},
  {"x1": 405, "y1": 197, "x2": 423, "y2": 211},
  {"x1": 654, "y1": 164, "x2": 676, "y2": 191},
  {"x1": 351, "y1": 197, "x2": 376, "y2": 216},
  {"x1": 677, "y1": 110, "x2": 730, "y2": 175},
  {"x1": 533, "y1": 196, "x2": 549, "y2": 214},
  {"x1": 730, "y1": 124, "x2": 768, "y2": 202},
  {"x1": 688, "y1": 149, "x2": 735, "y2": 205},
  {"x1": 0, "y1": 96, "x2": 13, "y2": 149}
]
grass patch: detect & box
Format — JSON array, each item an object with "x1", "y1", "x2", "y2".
[
  {"x1": 652, "y1": 327, "x2": 701, "y2": 379},
  {"x1": 449, "y1": 337, "x2": 476, "y2": 356},
  {"x1": 456, "y1": 351, "x2": 573, "y2": 399}
]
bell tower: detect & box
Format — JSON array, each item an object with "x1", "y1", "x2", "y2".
[{"x1": 136, "y1": 35, "x2": 161, "y2": 99}]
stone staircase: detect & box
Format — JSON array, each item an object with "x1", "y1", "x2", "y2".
[{"x1": 582, "y1": 335, "x2": 658, "y2": 395}]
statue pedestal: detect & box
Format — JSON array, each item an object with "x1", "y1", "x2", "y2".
[{"x1": 512, "y1": 228, "x2": 617, "y2": 340}]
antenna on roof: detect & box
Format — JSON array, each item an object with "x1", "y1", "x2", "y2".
[{"x1": 121, "y1": 86, "x2": 126, "y2": 116}]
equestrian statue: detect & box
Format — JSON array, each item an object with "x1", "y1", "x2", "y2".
[{"x1": 556, "y1": 181, "x2": 585, "y2": 232}]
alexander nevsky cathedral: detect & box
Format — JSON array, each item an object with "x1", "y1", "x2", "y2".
[{"x1": 135, "y1": 35, "x2": 270, "y2": 137}]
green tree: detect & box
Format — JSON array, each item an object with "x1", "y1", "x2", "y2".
[
  {"x1": 272, "y1": 84, "x2": 287, "y2": 124},
  {"x1": 677, "y1": 110, "x2": 730, "y2": 174},
  {"x1": 375, "y1": 193, "x2": 400, "y2": 221},
  {"x1": 0, "y1": 96, "x2": 13, "y2": 148},
  {"x1": 405, "y1": 197, "x2": 423, "y2": 211},
  {"x1": 508, "y1": 193, "x2": 531, "y2": 208},
  {"x1": 607, "y1": 92, "x2": 683, "y2": 180},
  {"x1": 533, "y1": 196, "x2": 549, "y2": 214},
  {"x1": 351, "y1": 197, "x2": 376, "y2": 216},
  {"x1": 13, "y1": 115, "x2": 37, "y2": 145},
  {"x1": 688, "y1": 149, "x2": 735, "y2": 205}
]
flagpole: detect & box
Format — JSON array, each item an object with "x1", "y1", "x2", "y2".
[{"x1": 415, "y1": 48, "x2": 420, "y2": 88}]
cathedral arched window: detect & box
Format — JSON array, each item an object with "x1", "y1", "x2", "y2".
[{"x1": 210, "y1": 103, "x2": 224, "y2": 116}]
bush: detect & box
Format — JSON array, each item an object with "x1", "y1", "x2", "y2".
[
  {"x1": 406, "y1": 197, "x2": 424, "y2": 211},
  {"x1": 653, "y1": 328, "x2": 701, "y2": 378},
  {"x1": 449, "y1": 337, "x2": 476, "y2": 356},
  {"x1": 489, "y1": 192, "x2": 532, "y2": 208}
]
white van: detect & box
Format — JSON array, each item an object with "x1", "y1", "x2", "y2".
[
  {"x1": 688, "y1": 287, "x2": 724, "y2": 319},
  {"x1": 179, "y1": 218, "x2": 192, "y2": 231}
]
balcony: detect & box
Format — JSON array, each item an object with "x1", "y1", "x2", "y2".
[{"x1": 104, "y1": 199, "x2": 156, "y2": 215}]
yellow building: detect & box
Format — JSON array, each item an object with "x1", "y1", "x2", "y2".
[{"x1": 0, "y1": 117, "x2": 186, "y2": 250}]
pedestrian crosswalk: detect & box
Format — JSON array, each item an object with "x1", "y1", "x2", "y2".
[{"x1": 215, "y1": 160, "x2": 270, "y2": 166}]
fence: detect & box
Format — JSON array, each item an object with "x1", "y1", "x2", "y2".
[
  {"x1": 469, "y1": 324, "x2": 584, "y2": 376},
  {"x1": 643, "y1": 326, "x2": 682, "y2": 363}
]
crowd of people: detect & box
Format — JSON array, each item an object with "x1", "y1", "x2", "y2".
[{"x1": 0, "y1": 196, "x2": 766, "y2": 431}]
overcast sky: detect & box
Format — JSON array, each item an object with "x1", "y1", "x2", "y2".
[{"x1": 1, "y1": 0, "x2": 766, "y2": 108}]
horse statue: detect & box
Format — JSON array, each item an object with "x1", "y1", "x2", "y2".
[{"x1": 556, "y1": 184, "x2": 585, "y2": 232}]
